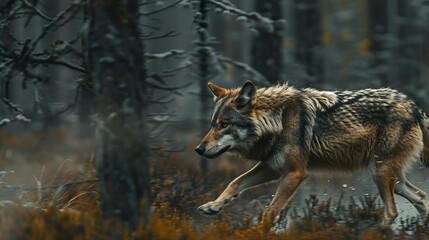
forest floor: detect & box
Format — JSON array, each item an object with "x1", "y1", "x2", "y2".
[{"x1": 0, "y1": 127, "x2": 429, "y2": 239}]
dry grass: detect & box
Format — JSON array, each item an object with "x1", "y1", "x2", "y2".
[{"x1": 0, "y1": 129, "x2": 429, "y2": 239}]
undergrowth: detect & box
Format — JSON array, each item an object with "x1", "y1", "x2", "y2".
[
  {"x1": 1, "y1": 157, "x2": 428, "y2": 240},
  {"x1": 0, "y1": 131, "x2": 429, "y2": 239}
]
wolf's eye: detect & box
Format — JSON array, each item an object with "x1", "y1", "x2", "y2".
[{"x1": 220, "y1": 123, "x2": 229, "y2": 128}]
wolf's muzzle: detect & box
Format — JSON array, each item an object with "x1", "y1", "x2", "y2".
[
  {"x1": 195, "y1": 145, "x2": 230, "y2": 159},
  {"x1": 195, "y1": 146, "x2": 206, "y2": 156}
]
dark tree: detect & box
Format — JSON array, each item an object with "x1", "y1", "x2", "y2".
[
  {"x1": 293, "y1": 0, "x2": 322, "y2": 83},
  {"x1": 88, "y1": 0, "x2": 150, "y2": 229},
  {"x1": 251, "y1": 0, "x2": 283, "y2": 83},
  {"x1": 368, "y1": 0, "x2": 389, "y2": 85},
  {"x1": 76, "y1": 4, "x2": 94, "y2": 138},
  {"x1": 394, "y1": 1, "x2": 426, "y2": 87},
  {"x1": 195, "y1": 0, "x2": 211, "y2": 174}
]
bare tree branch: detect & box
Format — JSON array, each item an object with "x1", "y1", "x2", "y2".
[
  {"x1": 0, "y1": 114, "x2": 31, "y2": 127},
  {"x1": 216, "y1": 54, "x2": 269, "y2": 85},
  {"x1": 148, "y1": 61, "x2": 191, "y2": 78},
  {"x1": 0, "y1": 0, "x2": 17, "y2": 14},
  {"x1": 147, "y1": 81, "x2": 192, "y2": 91},
  {"x1": 145, "y1": 49, "x2": 186, "y2": 60},
  {"x1": 2, "y1": 98, "x2": 24, "y2": 114},
  {"x1": 31, "y1": 57, "x2": 86, "y2": 72},
  {"x1": 142, "y1": 30, "x2": 180, "y2": 40},
  {"x1": 0, "y1": 1, "x2": 86, "y2": 83},
  {"x1": 0, "y1": 98, "x2": 31, "y2": 127},
  {"x1": 29, "y1": 2, "x2": 82, "y2": 54},
  {"x1": 21, "y1": 0, "x2": 53, "y2": 22},
  {"x1": 139, "y1": 0, "x2": 184, "y2": 16},
  {"x1": 207, "y1": 0, "x2": 277, "y2": 33}
]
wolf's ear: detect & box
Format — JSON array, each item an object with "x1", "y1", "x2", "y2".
[
  {"x1": 235, "y1": 80, "x2": 257, "y2": 109},
  {"x1": 208, "y1": 82, "x2": 227, "y2": 99}
]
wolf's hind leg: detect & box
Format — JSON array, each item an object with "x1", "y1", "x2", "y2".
[
  {"x1": 369, "y1": 162, "x2": 399, "y2": 226},
  {"x1": 394, "y1": 171, "x2": 428, "y2": 219},
  {"x1": 404, "y1": 178, "x2": 428, "y2": 199},
  {"x1": 198, "y1": 162, "x2": 279, "y2": 215}
]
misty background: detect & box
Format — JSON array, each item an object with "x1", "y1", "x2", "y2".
[{"x1": 1, "y1": 0, "x2": 429, "y2": 228}]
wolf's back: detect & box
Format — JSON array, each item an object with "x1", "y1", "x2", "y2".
[
  {"x1": 334, "y1": 89, "x2": 429, "y2": 168},
  {"x1": 307, "y1": 88, "x2": 429, "y2": 168}
]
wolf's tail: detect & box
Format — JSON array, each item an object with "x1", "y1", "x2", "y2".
[{"x1": 419, "y1": 110, "x2": 429, "y2": 167}]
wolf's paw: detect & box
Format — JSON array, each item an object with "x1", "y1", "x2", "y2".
[{"x1": 198, "y1": 201, "x2": 223, "y2": 215}]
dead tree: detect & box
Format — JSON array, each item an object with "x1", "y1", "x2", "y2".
[
  {"x1": 194, "y1": 0, "x2": 211, "y2": 174},
  {"x1": 368, "y1": 0, "x2": 389, "y2": 85},
  {"x1": 88, "y1": 0, "x2": 150, "y2": 229},
  {"x1": 252, "y1": 0, "x2": 283, "y2": 83},
  {"x1": 293, "y1": 0, "x2": 322, "y2": 83}
]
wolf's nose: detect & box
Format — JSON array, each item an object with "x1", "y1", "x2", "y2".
[{"x1": 195, "y1": 146, "x2": 205, "y2": 155}]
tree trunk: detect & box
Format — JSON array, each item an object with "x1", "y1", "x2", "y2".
[
  {"x1": 196, "y1": 0, "x2": 210, "y2": 174},
  {"x1": 368, "y1": 0, "x2": 388, "y2": 85},
  {"x1": 0, "y1": 19, "x2": 14, "y2": 110},
  {"x1": 252, "y1": 0, "x2": 283, "y2": 83},
  {"x1": 294, "y1": 0, "x2": 322, "y2": 83},
  {"x1": 88, "y1": 0, "x2": 150, "y2": 230},
  {"x1": 76, "y1": 4, "x2": 94, "y2": 138}
]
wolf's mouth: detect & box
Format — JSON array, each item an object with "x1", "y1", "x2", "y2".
[{"x1": 205, "y1": 145, "x2": 231, "y2": 159}]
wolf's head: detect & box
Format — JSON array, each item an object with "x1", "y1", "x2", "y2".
[{"x1": 195, "y1": 81, "x2": 257, "y2": 159}]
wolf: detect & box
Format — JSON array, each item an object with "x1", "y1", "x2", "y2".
[{"x1": 195, "y1": 80, "x2": 429, "y2": 226}]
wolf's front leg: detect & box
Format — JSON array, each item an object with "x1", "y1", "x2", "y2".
[
  {"x1": 198, "y1": 162, "x2": 279, "y2": 215},
  {"x1": 261, "y1": 170, "x2": 308, "y2": 225}
]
